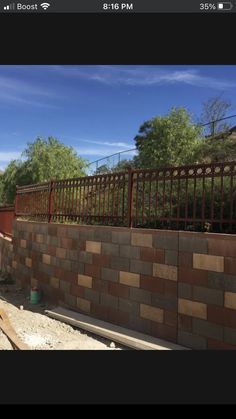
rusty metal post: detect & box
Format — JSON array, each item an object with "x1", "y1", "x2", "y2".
[
  {"x1": 48, "y1": 180, "x2": 54, "y2": 223},
  {"x1": 127, "y1": 167, "x2": 134, "y2": 228}
]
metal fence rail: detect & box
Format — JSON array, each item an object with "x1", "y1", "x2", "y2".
[
  {"x1": 0, "y1": 206, "x2": 15, "y2": 237},
  {"x1": 15, "y1": 161, "x2": 236, "y2": 233}
]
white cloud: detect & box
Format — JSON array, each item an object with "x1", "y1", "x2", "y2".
[
  {"x1": 79, "y1": 139, "x2": 132, "y2": 148},
  {"x1": 53, "y1": 66, "x2": 236, "y2": 90},
  {"x1": 0, "y1": 73, "x2": 59, "y2": 108}
]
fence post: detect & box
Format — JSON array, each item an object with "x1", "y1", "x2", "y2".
[
  {"x1": 14, "y1": 185, "x2": 19, "y2": 217},
  {"x1": 48, "y1": 180, "x2": 54, "y2": 223},
  {"x1": 127, "y1": 167, "x2": 134, "y2": 228}
]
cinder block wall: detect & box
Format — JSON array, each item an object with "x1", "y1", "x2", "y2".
[
  {"x1": 0, "y1": 234, "x2": 13, "y2": 275},
  {"x1": 7, "y1": 220, "x2": 236, "y2": 349},
  {"x1": 11, "y1": 221, "x2": 178, "y2": 343},
  {"x1": 178, "y1": 232, "x2": 236, "y2": 349}
]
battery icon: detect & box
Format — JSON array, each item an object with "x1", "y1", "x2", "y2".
[{"x1": 217, "y1": 2, "x2": 233, "y2": 9}]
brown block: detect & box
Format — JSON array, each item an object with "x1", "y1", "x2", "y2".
[
  {"x1": 164, "y1": 280, "x2": 177, "y2": 296},
  {"x1": 225, "y1": 291, "x2": 236, "y2": 310},
  {"x1": 42, "y1": 254, "x2": 51, "y2": 265},
  {"x1": 91, "y1": 302, "x2": 109, "y2": 321},
  {"x1": 178, "y1": 298, "x2": 207, "y2": 319},
  {"x1": 86, "y1": 240, "x2": 101, "y2": 254},
  {"x1": 77, "y1": 297, "x2": 91, "y2": 313},
  {"x1": 208, "y1": 305, "x2": 236, "y2": 328},
  {"x1": 179, "y1": 252, "x2": 192, "y2": 269},
  {"x1": 140, "y1": 247, "x2": 165, "y2": 263},
  {"x1": 85, "y1": 264, "x2": 101, "y2": 279},
  {"x1": 93, "y1": 254, "x2": 110, "y2": 267},
  {"x1": 140, "y1": 303, "x2": 164, "y2": 323},
  {"x1": 119, "y1": 271, "x2": 140, "y2": 287},
  {"x1": 60, "y1": 237, "x2": 74, "y2": 249},
  {"x1": 179, "y1": 267, "x2": 208, "y2": 286},
  {"x1": 164, "y1": 310, "x2": 177, "y2": 327},
  {"x1": 107, "y1": 308, "x2": 129, "y2": 327},
  {"x1": 140, "y1": 275, "x2": 164, "y2": 294},
  {"x1": 225, "y1": 258, "x2": 236, "y2": 275},
  {"x1": 50, "y1": 277, "x2": 60, "y2": 289},
  {"x1": 178, "y1": 314, "x2": 192, "y2": 332},
  {"x1": 108, "y1": 282, "x2": 129, "y2": 298},
  {"x1": 71, "y1": 284, "x2": 85, "y2": 298},
  {"x1": 47, "y1": 245, "x2": 56, "y2": 256},
  {"x1": 193, "y1": 253, "x2": 224, "y2": 273},
  {"x1": 150, "y1": 322, "x2": 177, "y2": 343},
  {"x1": 78, "y1": 274, "x2": 92, "y2": 288},
  {"x1": 131, "y1": 232, "x2": 152, "y2": 248},
  {"x1": 207, "y1": 338, "x2": 236, "y2": 350},
  {"x1": 208, "y1": 238, "x2": 236, "y2": 258},
  {"x1": 153, "y1": 263, "x2": 177, "y2": 281}
]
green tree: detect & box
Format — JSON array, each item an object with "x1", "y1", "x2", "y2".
[
  {"x1": 134, "y1": 107, "x2": 202, "y2": 169},
  {"x1": 1, "y1": 137, "x2": 87, "y2": 204}
]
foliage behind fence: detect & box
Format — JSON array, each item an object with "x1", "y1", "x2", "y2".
[{"x1": 15, "y1": 161, "x2": 236, "y2": 233}]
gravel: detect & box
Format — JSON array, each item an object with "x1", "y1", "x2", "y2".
[{"x1": 0, "y1": 286, "x2": 123, "y2": 350}]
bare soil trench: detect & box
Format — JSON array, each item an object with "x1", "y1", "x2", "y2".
[{"x1": 0, "y1": 283, "x2": 124, "y2": 350}]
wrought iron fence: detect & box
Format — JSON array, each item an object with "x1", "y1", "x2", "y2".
[{"x1": 15, "y1": 161, "x2": 236, "y2": 233}]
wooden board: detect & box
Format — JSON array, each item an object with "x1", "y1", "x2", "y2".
[
  {"x1": 0, "y1": 309, "x2": 29, "y2": 350},
  {"x1": 45, "y1": 307, "x2": 188, "y2": 350}
]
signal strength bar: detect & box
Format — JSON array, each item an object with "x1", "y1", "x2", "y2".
[{"x1": 4, "y1": 3, "x2": 15, "y2": 10}]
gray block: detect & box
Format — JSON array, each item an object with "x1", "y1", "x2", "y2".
[
  {"x1": 208, "y1": 272, "x2": 236, "y2": 292},
  {"x1": 120, "y1": 245, "x2": 140, "y2": 259},
  {"x1": 85, "y1": 288, "x2": 100, "y2": 304},
  {"x1": 153, "y1": 234, "x2": 178, "y2": 251},
  {"x1": 60, "y1": 280, "x2": 70, "y2": 293},
  {"x1": 102, "y1": 242, "x2": 119, "y2": 256},
  {"x1": 112, "y1": 231, "x2": 131, "y2": 245},
  {"x1": 78, "y1": 251, "x2": 93, "y2": 264},
  {"x1": 101, "y1": 267, "x2": 119, "y2": 282},
  {"x1": 110, "y1": 256, "x2": 130, "y2": 272},
  {"x1": 38, "y1": 262, "x2": 54, "y2": 276},
  {"x1": 79, "y1": 230, "x2": 95, "y2": 241},
  {"x1": 179, "y1": 236, "x2": 208, "y2": 254},
  {"x1": 151, "y1": 293, "x2": 177, "y2": 311},
  {"x1": 119, "y1": 298, "x2": 139, "y2": 315},
  {"x1": 192, "y1": 318, "x2": 223, "y2": 341},
  {"x1": 224, "y1": 327, "x2": 236, "y2": 346},
  {"x1": 94, "y1": 229, "x2": 112, "y2": 242},
  {"x1": 130, "y1": 259, "x2": 152, "y2": 276},
  {"x1": 67, "y1": 228, "x2": 80, "y2": 239},
  {"x1": 71, "y1": 261, "x2": 84, "y2": 274},
  {"x1": 67, "y1": 250, "x2": 78, "y2": 261},
  {"x1": 129, "y1": 315, "x2": 151, "y2": 334},
  {"x1": 59, "y1": 259, "x2": 72, "y2": 272},
  {"x1": 64, "y1": 293, "x2": 77, "y2": 307},
  {"x1": 130, "y1": 287, "x2": 151, "y2": 304},
  {"x1": 165, "y1": 250, "x2": 178, "y2": 266},
  {"x1": 178, "y1": 282, "x2": 192, "y2": 299},
  {"x1": 178, "y1": 330, "x2": 207, "y2": 349},
  {"x1": 100, "y1": 293, "x2": 118, "y2": 309},
  {"x1": 193, "y1": 285, "x2": 223, "y2": 306}
]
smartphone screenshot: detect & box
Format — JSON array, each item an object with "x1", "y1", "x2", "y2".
[{"x1": 0, "y1": 0, "x2": 235, "y2": 405}]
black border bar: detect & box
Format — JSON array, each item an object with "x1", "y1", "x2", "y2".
[{"x1": 0, "y1": 0, "x2": 235, "y2": 13}]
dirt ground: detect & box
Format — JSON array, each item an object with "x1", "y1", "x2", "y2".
[{"x1": 0, "y1": 283, "x2": 124, "y2": 350}]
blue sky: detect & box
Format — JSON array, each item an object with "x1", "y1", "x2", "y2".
[{"x1": 0, "y1": 65, "x2": 236, "y2": 171}]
